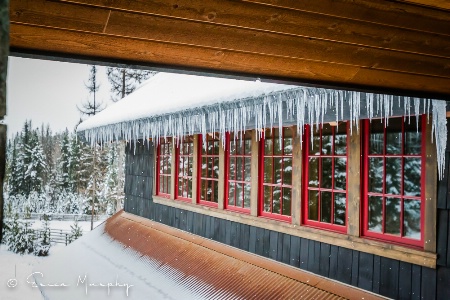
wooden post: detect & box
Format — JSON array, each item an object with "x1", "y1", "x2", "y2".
[
  {"x1": 250, "y1": 130, "x2": 259, "y2": 217},
  {"x1": 347, "y1": 121, "x2": 361, "y2": 237},
  {"x1": 424, "y1": 117, "x2": 437, "y2": 252},
  {"x1": 170, "y1": 139, "x2": 176, "y2": 200},
  {"x1": 192, "y1": 135, "x2": 199, "y2": 204},
  {"x1": 0, "y1": 0, "x2": 8, "y2": 243},
  {"x1": 218, "y1": 138, "x2": 225, "y2": 210},
  {"x1": 116, "y1": 140, "x2": 125, "y2": 211},
  {"x1": 291, "y1": 127, "x2": 302, "y2": 226}
]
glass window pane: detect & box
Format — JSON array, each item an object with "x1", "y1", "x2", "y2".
[
  {"x1": 243, "y1": 183, "x2": 251, "y2": 208},
  {"x1": 264, "y1": 186, "x2": 272, "y2": 212},
  {"x1": 187, "y1": 157, "x2": 193, "y2": 177},
  {"x1": 310, "y1": 134, "x2": 320, "y2": 155},
  {"x1": 386, "y1": 132, "x2": 402, "y2": 155},
  {"x1": 201, "y1": 157, "x2": 208, "y2": 177},
  {"x1": 178, "y1": 178, "x2": 183, "y2": 196},
  {"x1": 308, "y1": 190, "x2": 319, "y2": 221},
  {"x1": 404, "y1": 200, "x2": 421, "y2": 239},
  {"x1": 308, "y1": 158, "x2": 319, "y2": 187},
  {"x1": 334, "y1": 158, "x2": 347, "y2": 190},
  {"x1": 229, "y1": 139, "x2": 237, "y2": 155},
  {"x1": 321, "y1": 191, "x2": 332, "y2": 223},
  {"x1": 321, "y1": 158, "x2": 332, "y2": 189},
  {"x1": 236, "y1": 157, "x2": 243, "y2": 181},
  {"x1": 369, "y1": 121, "x2": 384, "y2": 154},
  {"x1": 159, "y1": 175, "x2": 165, "y2": 193},
  {"x1": 273, "y1": 186, "x2": 281, "y2": 214},
  {"x1": 322, "y1": 134, "x2": 332, "y2": 155},
  {"x1": 405, "y1": 131, "x2": 421, "y2": 155},
  {"x1": 244, "y1": 157, "x2": 252, "y2": 182},
  {"x1": 368, "y1": 196, "x2": 383, "y2": 232},
  {"x1": 334, "y1": 133, "x2": 347, "y2": 155},
  {"x1": 236, "y1": 183, "x2": 243, "y2": 207},
  {"x1": 334, "y1": 193, "x2": 346, "y2": 226},
  {"x1": 167, "y1": 177, "x2": 171, "y2": 194},
  {"x1": 167, "y1": 156, "x2": 172, "y2": 174},
  {"x1": 187, "y1": 178, "x2": 192, "y2": 198},
  {"x1": 264, "y1": 138, "x2": 273, "y2": 155},
  {"x1": 282, "y1": 188, "x2": 291, "y2": 216},
  {"x1": 229, "y1": 157, "x2": 236, "y2": 180},
  {"x1": 283, "y1": 158, "x2": 292, "y2": 185},
  {"x1": 274, "y1": 131, "x2": 282, "y2": 155},
  {"x1": 228, "y1": 182, "x2": 235, "y2": 206},
  {"x1": 274, "y1": 157, "x2": 282, "y2": 185},
  {"x1": 245, "y1": 138, "x2": 252, "y2": 155},
  {"x1": 284, "y1": 128, "x2": 293, "y2": 155},
  {"x1": 213, "y1": 157, "x2": 220, "y2": 179},
  {"x1": 385, "y1": 198, "x2": 401, "y2": 235},
  {"x1": 264, "y1": 158, "x2": 273, "y2": 183},
  {"x1": 200, "y1": 180, "x2": 207, "y2": 201},
  {"x1": 385, "y1": 158, "x2": 401, "y2": 195},
  {"x1": 369, "y1": 158, "x2": 383, "y2": 193},
  {"x1": 404, "y1": 158, "x2": 421, "y2": 197}
]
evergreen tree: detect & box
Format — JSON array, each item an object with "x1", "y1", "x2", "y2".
[
  {"x1": 24, "y1": 129, "x2": 46, "y2": 195},
  {"x1": 106, "y1": 67, "x2": 156, "y2": 102},
  {"x1": 57, "y1": 129, "x2": 71, "y2": 192},
  {"x1": 77, "y1": 65, "x2": 105, "y2": 118},
  {"x1": 68, "y1": 220, "x2": 83, "y2": 243}
]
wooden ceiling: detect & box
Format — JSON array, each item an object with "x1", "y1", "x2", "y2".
[{"x1": 9, "y1": 0, "x2": 450, "y2": 99}]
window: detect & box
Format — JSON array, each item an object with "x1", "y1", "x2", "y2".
[
  {"x1": 156, "y1": 138, "x2": 173, "y2": 198},
  {"x1": 198, "y1": 133, "x2": 220, "y2": 206},
  {"x1": 176, "y1": 136, "x2": 194, "y2": 201},
  {"x1": 225, "y1": 131, "x2": 252, "y2": 213},
  {"x1": 363, "y1": 117, "x2": 424, "y2": 247},
  {"x1": 259, "y1": 127, "x2": 293, "y2": 221}
]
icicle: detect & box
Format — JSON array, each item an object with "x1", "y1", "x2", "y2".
[{"x1": 432, "y1": 100, "x2": 447, "y2": 180}]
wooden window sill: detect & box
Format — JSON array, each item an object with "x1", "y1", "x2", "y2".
[{"x1": 153, "y1": 195, "x2": 437, "y2": 268}]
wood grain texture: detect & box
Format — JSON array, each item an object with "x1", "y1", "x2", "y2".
[
  {"x1": 10, "y1": 0, "x2": 450, "y2": 97},
  {"x1": 291, "y1": 127, "x2": 301, "y2": 226},
  {"x1": 347, "y1": 122, "x2": 361, "y2": 237},
  {"x1": 170, "y1": 140, "x2": 176, "y2": 200},
  {"x1": 217, "y1": 139, "x2": 224, "y2": 210},
  {"x1": 191, "y1": 135, "x2": 199, "y2": 204},
  {"x1": 425, "y1": 118, "x2": 438, "y2": 252},
  {"x1": 250, "y1": 130, "x2": 258, "y2": 217}
]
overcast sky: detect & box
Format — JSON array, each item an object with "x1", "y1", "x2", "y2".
[{"x1": 5, "y1": 56, "x2": 112, "y2": 137}]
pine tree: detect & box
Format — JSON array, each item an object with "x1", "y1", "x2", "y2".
[
  {"x1": 68, "y1": 220, "x2": 83, "y2": 243},
  {"x1": 77, "y1": 65, "x2": 105, "y2": 118},
  {"x1": 57, "y1": 129, "x2": 71, "y2": 192},
  {"x1": 106, "y1": 67, "x2": 156, "y2": 102}
]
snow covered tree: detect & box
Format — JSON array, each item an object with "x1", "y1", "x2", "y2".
[
  {"x1": 77, "y1": 65, "x2": 105, "y2": 118},
  {"x1": 56, "y1": 129, "x2": 71, "y2": 192},
  {"x1": 68, "y1": 220, "x2": 83, "y2": 243},
  {"x1": 33, "y1": 217, "x2": 51, "y2": 256},
  {"x1": 24, "y1": 129, "x2": 46, "y2": 195},
  {"x1": 3, "y1": 213, "x2": 35, "y2": 254},
  {"x1": 106, "y1": 67, "x2": 156, "y2": 102}
]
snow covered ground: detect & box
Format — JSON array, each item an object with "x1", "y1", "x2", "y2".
[{"x1": 0, "y1": 219, "x2": 105, "y2": 300}]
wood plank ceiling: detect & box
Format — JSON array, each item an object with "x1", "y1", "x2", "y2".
[{"x1": 9, "y1": 0, "x2": 450, "y2": 98}]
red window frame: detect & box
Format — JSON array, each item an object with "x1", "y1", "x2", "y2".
[
  {"x1": 156, "y1": 138, "x2": 172, "y2": 198},
  {"x1": 175, "y1": 136, "x2": 194, "y2": 202},
  {"x1": 362, "y1": 116, "x2": 425, "y2": 248},
  {"x1": 259, "y1": 127, "x2": 293, "y2": 222},
  {"x1": 197, "y1": 133, "x2": 220, "y2": 207},
  {"x1": 224, "y1": 131, "x2": 252, "y2": 213},
  {"x1": 302, "y1": 123, "x2": 348, "y2": 233}
]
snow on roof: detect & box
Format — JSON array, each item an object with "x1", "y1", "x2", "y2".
[{"x1": 77, "y1": 72, "x2": 297, "y2": 132}]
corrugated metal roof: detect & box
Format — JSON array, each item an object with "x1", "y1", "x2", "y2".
[{"x1": 104, "y1": 211, "x2": 385, "y2": 300}]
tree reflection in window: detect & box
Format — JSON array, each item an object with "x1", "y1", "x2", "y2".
[
  {"x1": 304, "y1": 122, "x2": 347, "y2": 232},
  {"x1": 260, "y1": 127, "x2": 293, "y2": 220},
  {"x1": 176, "y1": 136, "x2": 194, "y2": 200},
  {"x1": 226, "y1": 131, "x2": 252, "y2": 211},
  {"x1": 199, "y1": 133, "x2": 220, "y2": 204},
  {"x1": 157, "y1": 138, "x2": 172, "y2": 197},
  {"x1": 364, "y1": 117, "x2": 424, "y2": 246}
]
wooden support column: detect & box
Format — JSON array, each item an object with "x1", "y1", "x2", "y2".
[
  {"x1": 152, "y1": 141, "x2": 157, "y2": 197},
  {"x1": 291, "y1": 127, "x2": 302, "y2": 226},
  {"x1": 250, "y1": 130, "x2": 259, "y2": 217},
  {"x1": 192, "y1": 135, "x2": 199, "y2": 204},
  {"x1": 424, "y1": 118, "x2": 437, "y2": 252},
  {"x1": 0, "y1": 0, "x2": 9, "y2": 243},
  {"x1": 347, "y1": 122, "x2": 361, "y2": 237},
  {"x1": 170, "y1": 139, "x2": 176, "y2": 200},
  {"x1": 217, "y1": 139, "x2": 225, "y2": 210}
]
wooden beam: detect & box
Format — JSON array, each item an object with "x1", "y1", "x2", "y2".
[
  {"x1": 217, "y1": 138, "x2": 225, "y2": 210},
  {"x1": 250, "y1": 130, "x2": 259, "y2": 217},
  {"x1": 10, "y1": 24, "x2": 450, "y2": 97},
  {"x1": 192, "y1": 135, "x2": 199, "y2": 205},
  {"x1": 424, "y1": 117, "x2": 437, "y2": 252},
  {"x1": 170, "y1": 139, "x2": 176, "y2": 200},
  {"x1": 291, "y1": 127, "x2": 302, "y2": 226},
  {"x1": 347, "y1": 122, "x2": 361, "y2": 237}
]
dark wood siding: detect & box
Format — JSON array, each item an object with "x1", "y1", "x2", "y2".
[{"x1": 125, "y1": 128, "x2": 450, "y2": 299}]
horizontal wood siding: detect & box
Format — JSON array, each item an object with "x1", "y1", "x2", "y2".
[{"x1": 125, "y1": 138, "x2": 450, "y2": 299}]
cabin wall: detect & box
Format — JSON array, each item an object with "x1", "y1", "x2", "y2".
[{"x1": 124, "y1": 129, "x2": 450, "y2": 299}]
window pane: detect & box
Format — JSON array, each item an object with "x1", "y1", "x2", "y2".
[
  {"x1": 244, "y1": 157, "x2": 251, "y2": 182},
  {"x1": 385, "y1": 158, "x2": 401, "y2": 195},
  {"x1": 243, "y1": 183, "x2": 251, "y2": 208},
  {"x1": 310, "y1": 132, "x2": 320, "y2": 155},
  {"x1": 404, "y1": 200, "x2": 421, "y2": 239},
  {"x1": 228, "y1": 183, "x2": 235, "y2": 206},
  {"x1": 385, "y1": 198, "x2": 401, "y2": 235},
  {"x1": 308, "y1": 190, "x2": 319, "y2": 221},
  {"x1": 167, "y1": 156, "x2": 172, "y2": 174},
  {"x1": 334, "y1": 133, "x2": 347, "y2": 155},
  {"x1": 284, "y1": 135, "x2": 293, "y2": 155},
  {"x1": 308, "y1": 158, "x2": 319, "y2": 187},
  {"x1": 213, "y1": 181, "x2": 218, "y2": 203},
  {"x1": 188, "y1": 157, "x2": 193, "y2": 177},
  {"x1": 321, "y1": 191, "x2": 332, "y2": 223},
  {"x1": 236, "y1": 157, "x2": 243, "y2": 181},
  {"x1": 187, "y1": 178, "x2": 192, "y2": 198},
  {"x1": 178, "y1": 178, "x2": 183, "y2": 196},
  {"x1": 229, "y1": 139, "x2": 237, "y2": 155},
  {"x1": 273, "y1": 186, "x2": 281, "y2": 214},
  {"x1": 274, "y1": 130, "x2": 282, "y2": 155},
  {"x1": 244, "y1": 138, "x2": 252, "y2": 154},
  {"x1": 369, "y1": 158, "x2": 383, "y2": 193},
  {"x1": 159, "y1": 175, "x2": 165, "y2": 193},
  {"x1": 264, "y1": 186, "x2": 272, "y2": 212},
  {"x1": 213, "y1": 157, "x2": 219, "y2": 179},
  {"x1": 236, "y1": 183, "x2": 243, "y2": 207},
  {"x1": 334, "y1": 193, "x2": 346, "y2": 226},
  {"x1": 321, "y1": 158, "x2": 332, "y2": 188},
  {"x1": 282, "y1": 188, "x2": 291, "y2": 216},
  {"x1": 334, "y1": 158, "x2": 346, "y2": 190},
  {"x1": 405, "y1": 131, "x2": 421, "y2": 155},
  {"x1": 386, "y1": 132, "x2": 402, "y2": 155},
  {"x1": 201, "y1": 157, "x2": 208, "y2": 177},
  {"x1": 369, "y1": 121, "x2": 384, "y2": 154},
  {"x1": 322, "y1": 134, "x2": 332, "y2": 155},
  {"x1": 404, "y1": 158, "x2": 421, "y2": 197},
  {"x1": 368, "y1": 196, "x2": 382, "y2": 232},
  {"x1": 229, "y1": 157, "x2": 236, "y2": 180},
  {"x1": 167, "y1": 177, "x2": 171, "y2": 194},
  {"x1": 264, "y1": 138, "x2": 273, "y2": 155},
  {"x1": 283, "y1": 158, "x2": 292, "y2": 185},
  {"x1": 200, "y1": 180, "x2": 207, "y2": 201},
  {"x1": 264, "y1": 158, "x2": 273, "y2": 183},
  {"x1": 274, "y1": 157, "x2": 282, "y2": 185}
]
